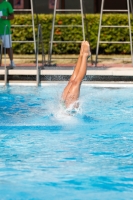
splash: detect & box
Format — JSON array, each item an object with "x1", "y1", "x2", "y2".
[{"x1": 51, "y1": 99, "x2": 83, "y2": 125}]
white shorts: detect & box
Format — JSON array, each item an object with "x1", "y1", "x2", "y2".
[{"x1": 0, "y1": 34, "x2": 12, "y2": 48}]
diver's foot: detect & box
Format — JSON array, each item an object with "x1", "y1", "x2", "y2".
[
  {"x1": 80, "y1": 41, "x2": 86, "y2": 56},
  {"x1": 83, "y1": 41, "x2": 91, "y2": 58}
]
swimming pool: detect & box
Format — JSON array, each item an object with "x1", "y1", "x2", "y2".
[{"x1": 0, "y1": 84, "x2": 133, "y2": 200}]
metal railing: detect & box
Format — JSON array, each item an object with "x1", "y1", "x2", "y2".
[
  {"x1": 2, "y1": 24, "x2": 45, "y2": 86},
  {"x1": 95, "y1": 0, "x2": 133, "y2": 66},
  {"x1": 36, "y1": 24, "x2": 45, "y2": 86},
  {"x1": 48, "y1": 0, "x2": 85, "y2": 65},
  {"x1": 11, "y1": 0, "x2": 36, "y2": 52}
]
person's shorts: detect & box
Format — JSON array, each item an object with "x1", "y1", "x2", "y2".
[{"x1": 0, "y1": 34, "x2": 12, "y2": 48}]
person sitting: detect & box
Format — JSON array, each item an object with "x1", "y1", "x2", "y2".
[{"x1": 61, "y1": 41, "x2": 91, "y2": 110}]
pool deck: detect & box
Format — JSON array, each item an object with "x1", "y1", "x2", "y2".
[
  {"x1": 0, "y1": 64, "x2": 133, "y2": 76},
  {"x1": 0, "y1": 54, "x2": 133, "y2": 85}
]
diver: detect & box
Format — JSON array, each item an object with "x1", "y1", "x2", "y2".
[{"x1": 61, "y1": 41, "x2": 91, "y2": 110}]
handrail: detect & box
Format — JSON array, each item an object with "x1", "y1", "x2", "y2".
[
  {"x1": 36, "y1": 24, "x2": 45, "y2": 86},
  {"x1": 3, "y1": 24, "x2": 46, "y2": 86},
  {"x1": 95, "y1": 0, "x2": 133, "y2": 67}
]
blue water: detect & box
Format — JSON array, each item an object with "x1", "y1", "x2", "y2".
[{"x1": 0, "y1": 84, "x2": 133, "y2": 200}]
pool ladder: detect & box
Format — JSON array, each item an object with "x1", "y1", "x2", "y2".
[
  {"x1": 2, "y1": 24, "x2": 45, "y2": 86},
  {"x1": 11, "y1": 0, "x2": 36, "y2": 53},
  {"x1": 36, "y1": 24, "x2": 45, "y2": 86},
  {"x1": 95, "y1": 0, "x2": 133, "y2": 66},
  {"x1": 48, "y1": 0, "x2": 85, "y2": 65}
]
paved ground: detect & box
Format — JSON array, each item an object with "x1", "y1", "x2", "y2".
[
  {"x1": 0, "y1": 54, "x2": 133, "y2": 68},
  {"x1": 1, "y1": 54, "x2": 133, "y2": 84}
]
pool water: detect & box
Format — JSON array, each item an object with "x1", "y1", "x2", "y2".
[{"x1": 0, "y1": 84, "x2": 133, "y2": 200}]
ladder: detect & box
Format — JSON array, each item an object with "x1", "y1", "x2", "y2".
[
  {"x1": 12, "y1": 0, "x2": 36, "y2": 53},
  {"x1": 95, "y1": 0, "x2": 133, "y2": 66},
  {"x1": 48, "y1": 0, "x2": 85, "y2": 65}
]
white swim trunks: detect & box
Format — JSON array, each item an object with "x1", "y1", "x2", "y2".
[{"x1": 0, "y1": 34, "x2": 12, "y2": 48}]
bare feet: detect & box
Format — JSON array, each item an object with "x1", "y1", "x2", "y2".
[
  {"x1": 82, "y1": 41, "x2": 91, "y2": 57},
  {"x1": 80, "y1": 41, "x2": 91, "y2": 58},
  {"x1": 80, "y1": 41, "x2": 85, "y2": 56}
]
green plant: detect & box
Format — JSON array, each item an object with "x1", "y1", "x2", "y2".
[{"x1": 11, "y1": 14, "x2": 133, "y2": 54}]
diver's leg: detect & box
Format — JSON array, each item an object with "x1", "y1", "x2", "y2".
[
  {"x1": 64, "y1": 53, "x2": 88, "y2": 108},
  {"x1": 64, "y1": 41, "x2": 91, "y2": 107},
  {"x1": 61, "y1": 41, "x2": 85, "y2": 100},
  {"x1": 69, "y1": 41, "x2": 85, "y2": 81},
  {"x1": 73, "y1": 41, "x2": 90, "y2": 83}
]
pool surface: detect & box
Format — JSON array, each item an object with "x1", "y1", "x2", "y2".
[{"x1": 0, "y1": 84, "x2": 133, "y2": 200}]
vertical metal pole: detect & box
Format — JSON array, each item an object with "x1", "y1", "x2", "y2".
[
  {"x1": 48, "y1": 0, "x2": 58, "y2": 65},
  {"x1": 31, "y1": 0, "x2": 36, "y2": 53},
  {"x1": 4, "y1": 67, "x2": 8, "y2": 86},
  {"x1": 95, "y1": 0, "x2": 105, "y2": 66},
  {"x1": 40, "y1": 25, "x2": 45, "y2": 67},
  {"x1": 36, "y1": 67, "x2": 40, "y2": 86},
  {"x1": 36, "y1": 24, "x2": 39, "y2": 86},
  {"x1": 36, "y1": 24, "x2": 45, "y2": 85},
  {"x1": 80, "y1": 0, "x2": 85, "y2": 41},
  {"x1": 9, "y1": 29, "x2": 12, "y2": 68},
  {"x1": 127, "y1": 0, "x2": 133, "y2": 66},
  {"x1": 129, "y1": 0, "x2": 133, "y2": 17}
]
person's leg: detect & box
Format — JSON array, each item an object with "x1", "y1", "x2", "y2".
[
  {"x1": 6, "y1": 47, "x2": 13, "y2": 61},
  {"x1": 2, "y1": 35, "x2": 15, "y2": 67},
  {"x1": 64, "y1": 54, "x2": 88, "y2": 107},
  {"x1": 64, "y1": 41, "x2": 90, "y2": 108},
  {"x1": 61, "y1": 41, "x2": 85, "y2": 100},
  {"x1": 69, "y1": 41, "x2": 85, "y2": 81},
  {"x1": 72, "y1": 41, "x2": 90, "y2": 82}
]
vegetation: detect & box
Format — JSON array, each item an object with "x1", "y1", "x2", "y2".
[{"x1": 11, "y1": 14, "x2": 133, "y2": 54}]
